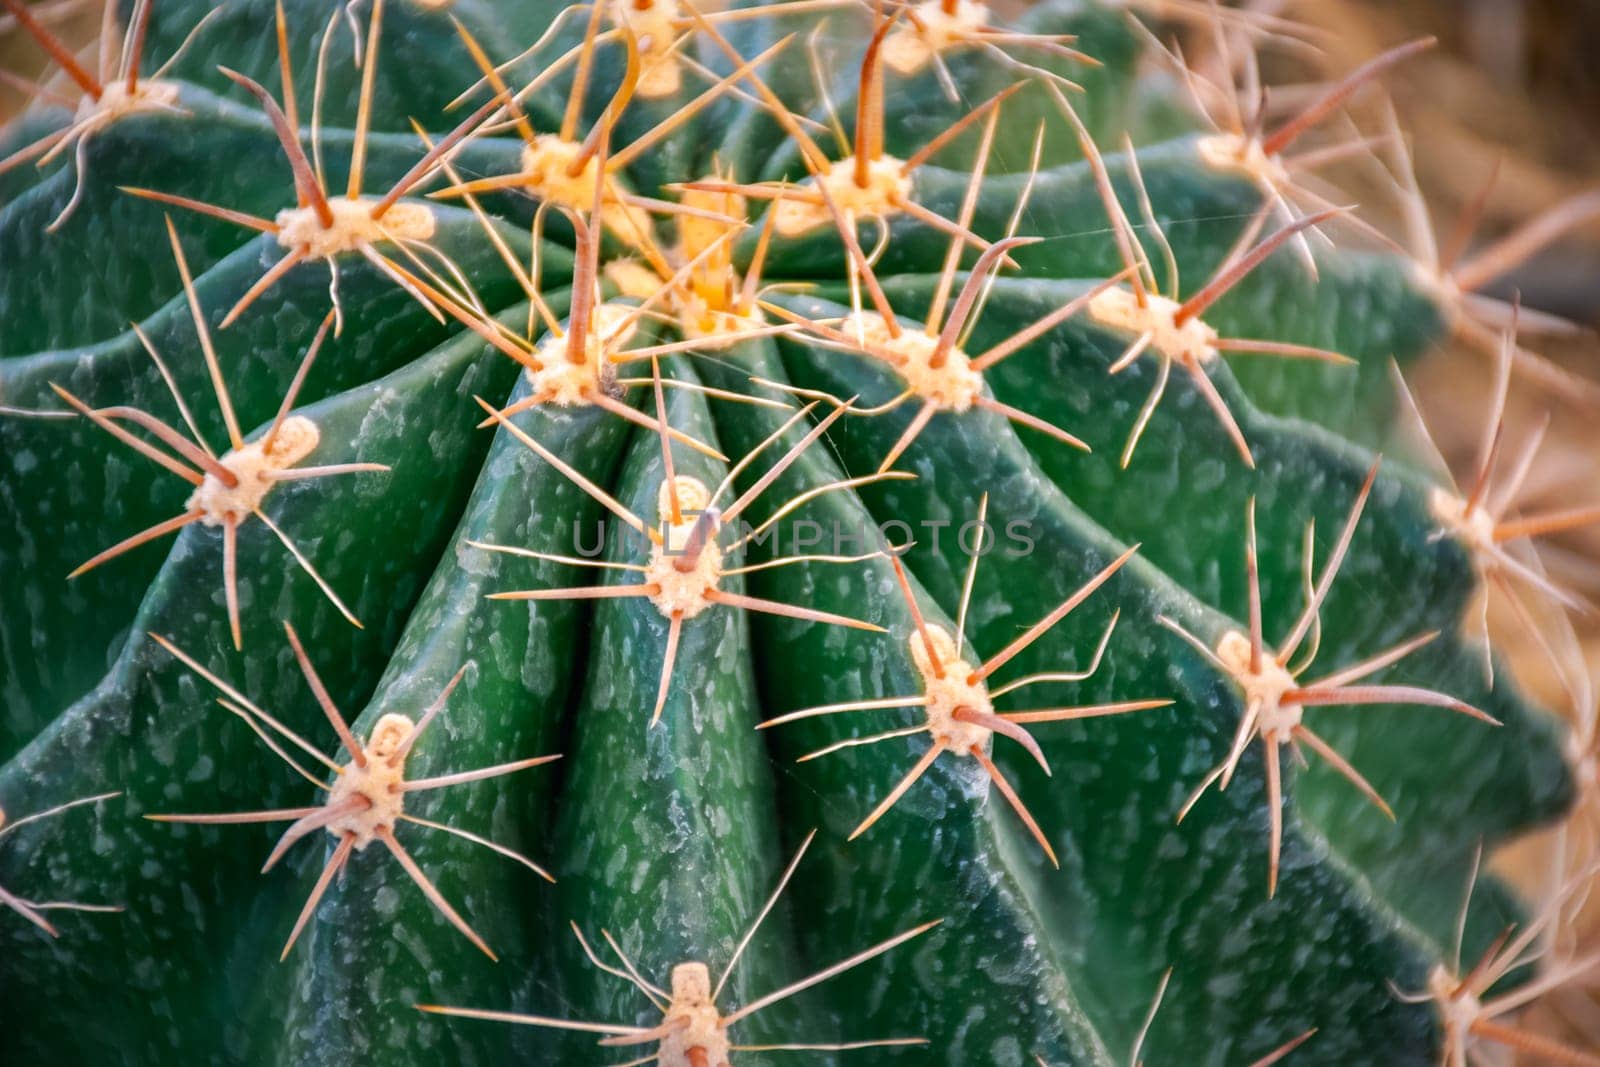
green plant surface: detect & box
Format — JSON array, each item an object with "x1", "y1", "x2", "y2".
[
  {"x1": 0, "y1": 2, "x2": 1583, "y2": 1066},
  {"x1": 0, "y1": 233, "x2": 570, "y2": 753},
  {"x1": 757, "y1": 299, "x2": 1564, "y2": 970}
]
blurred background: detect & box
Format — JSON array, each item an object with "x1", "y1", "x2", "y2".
[
  {"x1": 1247, "y1": 0, "x2": 1600, "y2": 833},
  {"x1": 1297, "y1": 1, "x2": 1600, "y2": 1052},
  {"x1": 4, "y1": 0, "x2": 1599, "y2": 1055}
]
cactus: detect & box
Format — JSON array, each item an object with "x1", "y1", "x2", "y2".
[{"x1": 0, "y1": 1, "x2": 1593, "y2": 1064}]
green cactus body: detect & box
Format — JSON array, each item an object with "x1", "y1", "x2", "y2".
[{"x1": 0, "y1": 2, "x2": 1581, "y2": 1066}]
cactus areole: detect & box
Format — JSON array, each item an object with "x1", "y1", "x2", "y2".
[{"x1": 0, "y1": 2, "x2": 1587, "y2": 1066}]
